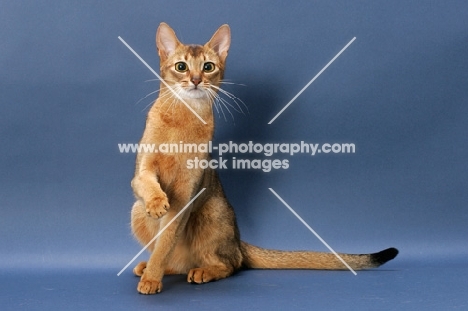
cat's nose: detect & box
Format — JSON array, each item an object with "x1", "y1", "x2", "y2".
[{"x1": 191, "y1": 76, "x2": 201, "y2": 86}]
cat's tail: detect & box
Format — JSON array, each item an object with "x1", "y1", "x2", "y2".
[{"x1": 240, "y1": 241, "x2": 398, "y2": 270}]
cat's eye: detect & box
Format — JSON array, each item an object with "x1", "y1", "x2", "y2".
[
  {"x1": 175, "y1": 62, "x2": 188, "y2": 72},
  {"x1": 203, "y1": 62, "x2": 215, "y2": 73}
]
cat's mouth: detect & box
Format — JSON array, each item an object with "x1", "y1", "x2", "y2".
[{"x1": 181, "y1": 86, "x2": 208, "y2": 99}]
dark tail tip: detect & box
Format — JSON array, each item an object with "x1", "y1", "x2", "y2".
[{"x1": 371, "y1": 247, "x2": 399, "y2": 266}]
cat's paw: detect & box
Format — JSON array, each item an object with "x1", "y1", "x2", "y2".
[
  {"x1": 145, "y1": 194, "x2": 170, "y2": 219},
  {"x1": 187, "y1": 268, "x2": 216, "y2": 284},
  {"x1": 137, "y1": 279, "x2": 163, "y2": 294},
  {"x1": 133, "y1": 261, "x2": 147, "y2": 277}
]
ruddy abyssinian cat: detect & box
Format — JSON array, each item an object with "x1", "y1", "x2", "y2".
[{"x1": 130, "y1": 22, "x2": 398, "y2": 294}]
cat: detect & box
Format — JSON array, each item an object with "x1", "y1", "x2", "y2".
[{"x1": 130, "y1": 22, "x2": 398, "y2": 295}]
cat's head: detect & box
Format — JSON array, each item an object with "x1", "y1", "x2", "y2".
[{"x1": 156, "y1": 23, "x2": 230, "y2": 100}]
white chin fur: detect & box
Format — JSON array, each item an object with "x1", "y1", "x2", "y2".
[{"x1": 179, "y1": 88, "x2": 207, "y2": 99}]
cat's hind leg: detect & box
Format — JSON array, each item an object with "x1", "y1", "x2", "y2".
[
  {"x1": 187, "y1": 265, "x2": 234, "y2": 284},
  {"x1": 134, "y1": 261, "x2": 181, "y2": 277},
  {"x1": 185, "y1": 196, "x2": 243, "y2": 284},
  {"x1": 133, "y1": 261, "x2": 146, "y2": 277}
]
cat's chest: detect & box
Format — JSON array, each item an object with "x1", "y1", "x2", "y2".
[
  {"x1": 150, "y1": 101, "x2": 214, "y2": 142},
  {"x1": 154, "y1": 122, "x2": 213, "y2": 144},
  {"x1": 155, "y1": 150, "x2": 207, "y2": 195}
]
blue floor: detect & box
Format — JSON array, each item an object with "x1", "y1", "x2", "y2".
[{"x1": 2, "y1": 258, "x2": 466, "y2": 310}]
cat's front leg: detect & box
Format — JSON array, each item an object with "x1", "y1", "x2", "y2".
[
  {"x1": 132, "y1": 165, "x2": 170, "y2": 219},
  {"x1": 138, "y1": 277, "x2": 163, "y2": 294},
  {"x1": 136, "y1": 207, "x2": 191, "y2": 294},
  {"x1": 144, "y1": 191, "x2": 170, "y2": 219}
]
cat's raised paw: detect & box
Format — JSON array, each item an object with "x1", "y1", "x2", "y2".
[
  {"x1": 145, "y1": 195, "x2": 170, "y2": 219},
  {"x1": 137, "y1": 279, "x2": 163, "y2": 294}
]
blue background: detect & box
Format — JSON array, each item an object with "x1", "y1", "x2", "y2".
[{"x1": 1, "y1": 1, "x2": 467, "y2": 309}]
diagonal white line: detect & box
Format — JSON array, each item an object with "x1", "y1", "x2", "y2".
[
  {"x1": 268, "y1": 188, "x2": 357, "y2": 275},
  {"x1": 268, "y1": 37, "x2": 356, "y2": 124},
  {"x1": 118, "y1": 36, "x2": 207, "y2": 125},
  {"x1": 117, "y1": 188, "x2": 206, "y2": 276}
]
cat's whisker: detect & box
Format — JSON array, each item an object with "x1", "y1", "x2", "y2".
[
  {"x1": 142, "y1": 89, "x2": 173, "y2": 112},
  {"x1": 210, "y1": 84, "x2": 249, "y2": 115},
  {"x1": 214, "y1": 94, "x2": 231, "y2": 121},
  {"x1": 211, "y1": 84, "x2": 247, "y2": 109},
  {"x1": 208, "y1": 88, "x2": 234, "y2": 122},
  {"x1": 206, "y1": 90, "x2": 221, "y2": 117},
  {"x1": 219, "y1": 80, "x2": 247, "y2": 87},
  {"x1": 136, "y1": 88, "x2": 163, "y2": 107},
  {"x1": 145, "y1": 77, "x2": 179, "y2": 84},
  {"x1": 206, "y1": 89, "x2": 227, "y2": 121},
  {"x1": 171, "y1": 85, "x2": 191, "y2": 114},
  {"x1": 216, "y1": 96, "x2": 236, "y2": 121},
  {"x1": 137, "y1": 79, "x2": 182, "y2": 111},
  {"x1": 152, "y1": 88, "x2": 173, "y2": 107},
  {"x1": 218, "y1": 93, "x2": 245, "y2": 114},
  {"x1": 217, "y1": 102, "x2": 228, "y2": 122},
  {"x1": 160, "y1": 95, "x2": 173, "y2": 112},
  {"x1": 167, "y1": 97, "x2": 178, "y2": 116},
  {"x1": 163, "y1": 87, "x2": 181, "y2": 115},
  {"x1": 142, "y1": 100, "x2": 155, "y2": 112}
]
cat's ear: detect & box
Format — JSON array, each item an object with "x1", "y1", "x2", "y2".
[
  {"x1": 156, "y1": 22, "x2": 181, "y2": 61},
  {"x1": 206, "y1": 24, "x2": 231, "y2": 62}
]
